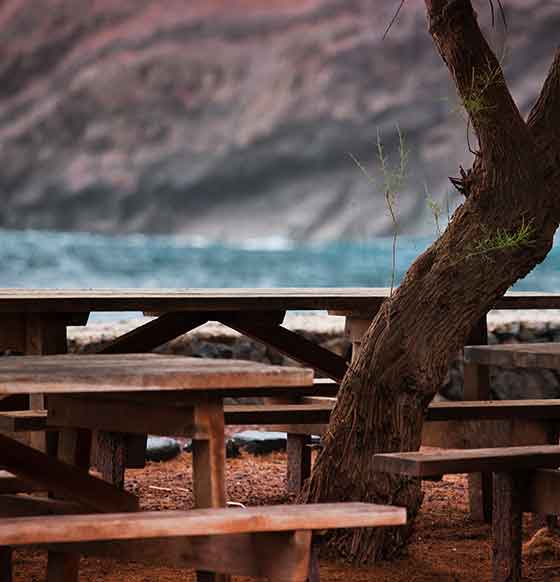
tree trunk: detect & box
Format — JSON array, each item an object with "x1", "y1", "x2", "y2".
[{"x1": 300, "y1": 0, "x2": 560, "y2": 564}]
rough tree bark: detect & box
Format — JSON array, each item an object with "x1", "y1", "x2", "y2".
[{"x1": 300, "y1": 0, "x2": 560, "y2": 564}]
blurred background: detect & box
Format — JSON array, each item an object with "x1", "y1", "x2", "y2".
[{"x1": 1, "y1": 0, "x2": 559, "y2": 290}]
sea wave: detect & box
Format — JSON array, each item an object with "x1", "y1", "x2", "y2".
[{"x1": 1, "y1": 228, "x2": 559, "y2": 293}]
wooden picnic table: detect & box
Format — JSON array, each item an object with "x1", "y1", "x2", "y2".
[
  {"x1": 2, "y1": 287, "x2": 560, "y2": 517},
  {"x1": 1, "y1": 287, "x2": 559, "y2": 378},
  {"x1": 0, "y1": 353, "x2": 314, "y2": 581}
]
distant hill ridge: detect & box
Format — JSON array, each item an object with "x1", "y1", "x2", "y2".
[{"x1": 1, "y1": 0, "x2": 558, "y2": 240}]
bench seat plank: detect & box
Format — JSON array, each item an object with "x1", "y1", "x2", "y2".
[
  {"x1": 427, "y1": 399, "x2": 560, "y2": 420},
  {"x1": 0, "y1": 503, "x2": 405, "y2": 546},
  {"x1": 5, "y1": 398, "x2": 560, "y2": 433},
  {"x1": 373, "y1": 445, "x2": 560, "y2": 477}
]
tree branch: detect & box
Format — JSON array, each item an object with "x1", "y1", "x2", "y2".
[
  {"x1": 424, "y1": 0, "x2": 533, "y2": 172},
  {"x1": 527, "y1": 48, "x2": 560, "y2": 155}
]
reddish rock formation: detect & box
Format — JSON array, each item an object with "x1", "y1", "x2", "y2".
[{"x1": 0, "y1": 0, "x2": 558, "y2": 239}]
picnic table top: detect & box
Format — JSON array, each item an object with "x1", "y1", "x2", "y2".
[
  {"x1": 0, "y1": 288, "x2": 559, "y2": 313},
  {"x1": 465, "y1": 343, "x2": 560, "y2": 370},
  {"x1": 0, "y1": 354, "x2": 313, "y2": 395}
]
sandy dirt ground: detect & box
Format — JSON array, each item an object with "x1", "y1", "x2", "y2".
[{"x1": 12, "y1": 450, "x2": 560, "y2": 581}]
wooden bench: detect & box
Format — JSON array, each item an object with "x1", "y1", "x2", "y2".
[
  {"x1": 3, "y1": 397, "x2": 560, "y2": 493},
  {"x1": 0, "y1": 503, "x2": 406, "y2": 581},
  {"x1": 373, "y1": 445, "x2": 560, "y2": 582},
  {"x1": 464, "y1": 342, "x2": 560, "y2": 521}
]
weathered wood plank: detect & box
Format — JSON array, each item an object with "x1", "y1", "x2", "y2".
[
  {"x1": 0, "y1": 288, "x2": 557, "y2": 313},
  {"x1": 192, "y1": 397, "x2": 226, "y2": 511},
  {"x1": 0, "y1": 287, "x2": 390, "y2": 314},
  {"x1": 287, "y1": 434, "x2": 312, "y2": 494},
  {"x1": 463, "y1": 317, "x2": 493, "y2": 523},
  {"x1": 50, "y1": 532, "x2": 313, "y2": 580},
  {"x1": 100, "y1": 312, "x2": 208, "y2": 354},
  {"x1": 427, "y1": 400, "x2": 560, "y2": 420},
  {"x1": 0, "y1": 503, "x2": 406, "y2": 546},
  {"x1": 48, "y1": 426, "x2": 92, "y2": 582},
  {"x1": 9, "y1": 399, "x2": 560, "y2": 433},
  {"x1": 0, "y1": 354, "x2": 314, "y2": 395},
  {"x1": 46, "y1": 396, "x2": 206, "y2": 438},
  {"x1": 218, "y1": 318, "x2": 348, "y2": 381},
  {"x1": 0, "y1": 433, "x2": 138, "y2": 513},
  {"x1": 93, "y1": 431, "x2": 126, "y2": 489},
  {"x1": 373, "y1": 445, "x2": 560, "y2": 477},
  {"x1": 465, "y1": 343, "x2": 560, "y2": 370}
]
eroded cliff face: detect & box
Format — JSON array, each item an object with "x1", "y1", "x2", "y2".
[{"x1": 1, "y1": 0, "x2": 558, "y2": 240}]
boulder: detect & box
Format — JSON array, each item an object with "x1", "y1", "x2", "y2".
[
  {"x1": 232, "y1": 430, "x2": 287, "y2": 455},
  {"x1": 146, "y1": 436, "x2": 181, "y2": 462}
]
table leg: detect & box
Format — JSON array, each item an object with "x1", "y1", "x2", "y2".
[
  {"x1": 464, "y1": 317, "x2": 492, "y2": 522},
  {"x1": 287, "y1": 433, "x2": 312, "y2": 494},
  {"x1": 46, "y1": 428, "x2": 92, "y2": 582},
  {"x1": 192, "y1": 397, "x2": 229, "y2": 582}
]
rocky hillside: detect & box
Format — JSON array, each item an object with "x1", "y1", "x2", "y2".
[{"x1": 0, "y1": 0, "x2": 558, "y2": 240}]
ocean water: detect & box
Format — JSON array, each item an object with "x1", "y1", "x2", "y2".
[{"x1": 1, "y1": 228, "x2": 559, "y2": 296}]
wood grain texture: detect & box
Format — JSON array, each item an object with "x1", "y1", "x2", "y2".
[
  {"x1": 465, "y1": 343, "x2": 560, "y2": 369},
  {"x1": 8, "y1": 399, "x2": 560, "y2": 432},
  {"x1": 47, "y1": 427, "x2": 92, "y2": 582},
  {"x1": 286, "y1": 433, "x2": 312, "y2": 494},
  {"x1": 0, "y1": 433, "x2": 138, "y2": 513},
  {"x1": 100, "y1": 312, "x2": 209, "y2": 353},
  {"x1": 0, "y1": 354, "x2": 313, "y2": 395},
  {"x1": 48, "y1": 531, "x2": 313, "y2": 580},
  {"x1": 0, "y1": 503, "x2": 406, "y2": 546},
  {"x1": 0, "y1": 288, "x2": 390, "y2": 314},
  {"x1": 0, "y1": 288, "x2": 556, "y2": 313},
  {"x1": 46, "y1": 396, "x2": 205, "y2": 438},
  {"x1": 219, "y1": 317, "x2": 348, "y2": 381},
  {"x1": 373, "y1": 445, "x2": 560, "y2": 477}
]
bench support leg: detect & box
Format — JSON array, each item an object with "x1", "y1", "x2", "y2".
[
  {"x1": 94, "y1": 431, "x2": 126, "y2": 489},
  {"x1": 47, "y1": 428, "x2": 92, "y2": 582},
  {"x1": 287, "y1": 434, "x2": 312, "y2": 494},
  {"x1": 192, "y1": 397, "x2": 229, "y2": 582},
  {"x1": 464, "y1": 318, "x2": 493, "y2": 523},
  {"x1": 493, "y1": 472, "x2": 523, "y2": 582}
]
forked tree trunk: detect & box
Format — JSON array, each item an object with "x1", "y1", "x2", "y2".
[{"x1": 300, "y1": 0, "x2": 560, "y2": 564}]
